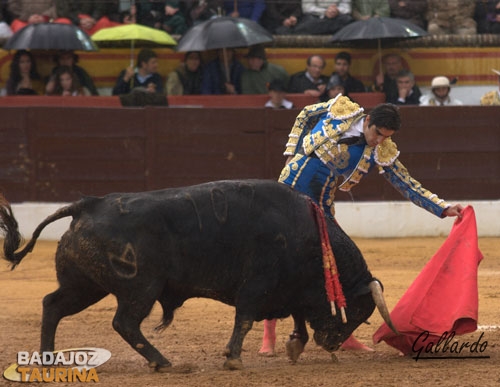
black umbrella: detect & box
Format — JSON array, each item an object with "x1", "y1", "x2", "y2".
[
  {"x1": 176, "y1": 16, "x2": 273, "y2": 81},
  {"x1": 3, "y1": 23, "x2": 98, "y2": 51},
  {"x1": 176, "y1": 16, "x2": 273, "y2": 52},
  {"x1": 331, "y1": 17, "x2": 428, "y2": 71}
]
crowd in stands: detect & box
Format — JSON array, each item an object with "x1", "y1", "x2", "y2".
[{"x1": 0, "y1": 1, "x2": 499, "y2": 105}]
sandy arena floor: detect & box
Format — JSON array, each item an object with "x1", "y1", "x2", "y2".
[{"x1": 1, "y1": 238, "x2": 498, "y2": 387}]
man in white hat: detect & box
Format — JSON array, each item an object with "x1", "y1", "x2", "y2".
[
  {"x1": 420, "y1": 76, "x2": 463, "y2": 106},
  {"x1": 480, "y1": 69, "x2": 500, "y2": 106}
]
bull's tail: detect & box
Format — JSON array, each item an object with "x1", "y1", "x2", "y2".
[{"x1": 0, "y1": 195, "x2": 83, "y2": 269}]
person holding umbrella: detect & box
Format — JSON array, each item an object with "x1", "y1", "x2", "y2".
[
  {"x1": 112, "y1": 48, "x2": 164, "y2": 96},
  {"x1": 201, "y1": 48, "x2": 244, "y2": 95}
]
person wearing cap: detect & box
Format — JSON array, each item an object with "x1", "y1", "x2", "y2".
[
  {"x1": 480, "y1": 69, "x2": 500, "y2": 106},
  {"x1": 265, "y1": 79, "x2": 294, "y2": 109},
  {"x1": 241, "y1": 45, "x2": 289, "y2": 95},
  {"x1": 161, "y1": 0, "x2": 188, "y2": 35},
  {"x1": 420, "y1": 76, "x2": 463, "y2": 106},
  {"x1": 324, "y1": 73, "x2": 345, "y2": 101}
]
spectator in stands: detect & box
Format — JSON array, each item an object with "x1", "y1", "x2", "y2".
[
  {"x1": 0, "y1": 3, "x2": 13, "y2": 42},
  {"x1": 8, "y1": 0, "x2": 73, "y2": 33},
  {"x1": 224, "y1": 0, "x2": 265, "y2": 23},
  {"x1": 388, "y1": 0, "x2": 427, "y2": 29},
  {"x1": 67, "y1": 0, "x2": 121, "y2": 36},
  {"x1": 45, "y1": 50, "x2": 99, "y2": 96},
  {"x1": 372, "y1": 53, "x2": 406, "y2": 102},
  {"x1": 265, "y1": 79, "x2": 294, "y2": 109},
  {"x1": 328, "y1": 51, "x2": 365, "y2": 98},
  {"x1": 387, "y1": 70, "x2": 421, "y2": 105},
  {"x1": 241, "y1": 45, "x2": 289, "y2": 94},
  {"x1": 166, "y1": 51, "x2": 203, "y2": 95},
  {"x1": 420, "y1": 76, "x2": 463, "y2": 106},
  {"x1": 352, "y1": 0, "x2": 390, "y2": 20},
  {"x1": 112, "y1": 48, "x2": 164, "y2": 96},
  {"x1": 185, "y1": 0, "x2": 224, "y2": 26},
  {"x1": 260, "y1": 0, "x2": 303, "y2": 34},
  {"x1": 475, "y1": 0, "x2": 500, "y2": 34},
  {"x1": 134, "y1": 0, "x2": 164, "y2": 28},
  {"x1": 5, "y1": 50, "x2": 44, "y2": 95},
  {"x1": 161, "y1": 0, "x2": 188, "y2": 35},
  {"x1": 324, "y1": 73, "x2": 345, "y2": 101},
  {"x1": 288, "y1": 55, "x2": 329, "y2": 100},
  {"x1": 426, "y1": 0, "x2": 476, "y2": 35},
  {"x1": 480, "y1": 69, "x2": 500, "y2": 105},
  {"x1": 201, "y1": 48, "x2": 244, "y2": 95},
  {"x1": 293, "y1": 0, "x2": 354, "y2": 35},
  {"x1": 47, "y1": 65, "x2": 90, "y2": 96}
]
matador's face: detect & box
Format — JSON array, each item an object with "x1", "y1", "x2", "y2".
[{"x1": 363, "y1": 117, "x2": 395, "y2": 147}]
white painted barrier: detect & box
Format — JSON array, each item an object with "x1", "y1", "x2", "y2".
[{"x1": 9, "y1": 200, "x2": 500, "y2": 240}]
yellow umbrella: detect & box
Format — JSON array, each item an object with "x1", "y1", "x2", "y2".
[{"x1": 92, "y1": 24, "x2": 177, "y2": 66}]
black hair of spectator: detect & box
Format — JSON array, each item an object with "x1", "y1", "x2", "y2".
[
  {"x1": 335, "y1": 51, "x2": 351, "y2": 65},
  {"x1": 137, "y1": 49, "x2": 157, "y2": 68}
]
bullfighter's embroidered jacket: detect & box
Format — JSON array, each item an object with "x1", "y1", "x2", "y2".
[{"x1": 279, "y1": 95, "x2": 449, "y2": 218}]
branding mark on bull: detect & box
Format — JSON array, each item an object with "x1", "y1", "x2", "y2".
[
  {"x1": 211, "y1": 188, "x2": 228, "y2": 223},
  {"x1": 108, "y1": 243, "x2": 137, "y2": 278}
]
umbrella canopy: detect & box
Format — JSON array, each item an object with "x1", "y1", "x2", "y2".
[
  {"x1": 331, "y1": 17, "x2": 428, "y2": 42},
  {"x1": 3, "y1": 23, "x2": 98, "y2": 51},
  {"x1": 175, "y1": 16, "x2": 273, "y2": 52},
  {"x1": 92, "y1": 23, "x2": 176, "y2": 67},
  {"x1": 331, "y1": 17, "x2": 427, "y2": 76},
  {"x1": 91, "y1": 24, "x2": 177, "y2": 48}
]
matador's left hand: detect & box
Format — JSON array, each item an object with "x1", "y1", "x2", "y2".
[{"x1": 443, "y1": 204, "x2": 465, "y2": 218}]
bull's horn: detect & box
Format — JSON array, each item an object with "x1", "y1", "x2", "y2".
[{"x1": 369, "y1": 280, "x2": 399, "y2": 335}]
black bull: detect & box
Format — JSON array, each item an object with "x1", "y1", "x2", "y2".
[{"x1": 0, "y1": 179, "x2": 396, "y2": 371}]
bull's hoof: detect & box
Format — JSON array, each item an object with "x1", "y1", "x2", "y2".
[
  {"x1": 223, "y1": 358, "x2": 243, "y2": 370},
  {"x1": 149, "y1": 361, "x2": 173, "y2": 372},
  {"x1": 285, "y1": 338, "x2": 304, "y2": 364}
]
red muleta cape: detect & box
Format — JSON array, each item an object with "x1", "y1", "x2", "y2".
[{"x1": 372, "y1": 206, "x2": 483, "y2": 355}]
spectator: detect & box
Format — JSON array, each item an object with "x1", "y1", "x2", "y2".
[
  {"x1": 260, "y1": 0, "x2": 303, "y2": 34},
  {"x1": 45, "y1": 50, "x2": 99, "y2": 96},
  {"x1": 0, "y1": 2, "x2": 13, "y2": 42},
  {"x1": 161, "y1": 0, "x2": 188, "y2": 35},
  {"x1": 329, "y1": 51, "x2": 365, "y2": 97},
  {"x1": 475, "y1": 0, "x2": 500, "y2": 34},
  {"x1": 325, "y1": 73, "x2": 345, "y2": 100},
  {"x1": 112, "y1": 48, "x2": 164, "y2": 96},
  {"x1": 201, "y1": 48, "x2": 244, "y2": 95},
  {"x1": 185, "y1": 0, "x2": 224, "y2": 26},
  {"x1": 67, "y1": 0, "x2": 121, "y2": 36},
  {"x1": 387, "y1": 70, "x2": 421, "y2": 105},
  {"x1": 48, "y1": 65, "x2": 90, "y2": 96},
  {"x1": 8, "y1": 0, "x2": 73, "y2": 33},
  {"x1": 241, "y1": 45, "x2": 289, "y2": 95},
  {"x1": 426, "y1": 0, "x2": 476, "y2": 35},
  {"x1": 265, "y1": 79, "x2": 294, "y2": 109},
  {"x1": 372, "y1": 53, "x2": 406, "y2": 102},
  {"x1": 288, "y1": 55, "x2": 329, "y2": 99},
  {"x1": 293, "y1": 0, "x2": 354, "y2": 35},
  {"x1": 352, "y1": 0, "x2": 390, "y2": 20},
  {"x1": 419, "y1": 76, "x2": 463, "y2": 106},
  {"x1": 480, "y1": 69, "x2": 500, "y2": 105},
  {"x1": 132, "y1": 0, "x2": 164, "y2": 28},
  {"x1": 166, "y1": 51, "x2": 203, "y2": 95},
  {"x1": 388, "y1": 0, "x2": 427, "y2": 29},
  {"x1": 5, "y1": 50, "x2": 44, "y2": 95},
  {"x1": 223, "y1": 0, "x2": 265, "y2": 23}
]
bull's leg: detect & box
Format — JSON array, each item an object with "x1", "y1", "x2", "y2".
[
  {"x1": 286, "y1": 313, "x2": 309, "y2": 363},
  {"x1": 112, "y1": 297, "x2": 171, "y2": 371},
  {"x1": 223, "y1": 312, "x2": 254, "y2": 370},
  {"x1": 41, "y1": 277, "x2": 109, "y2": 352}
]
